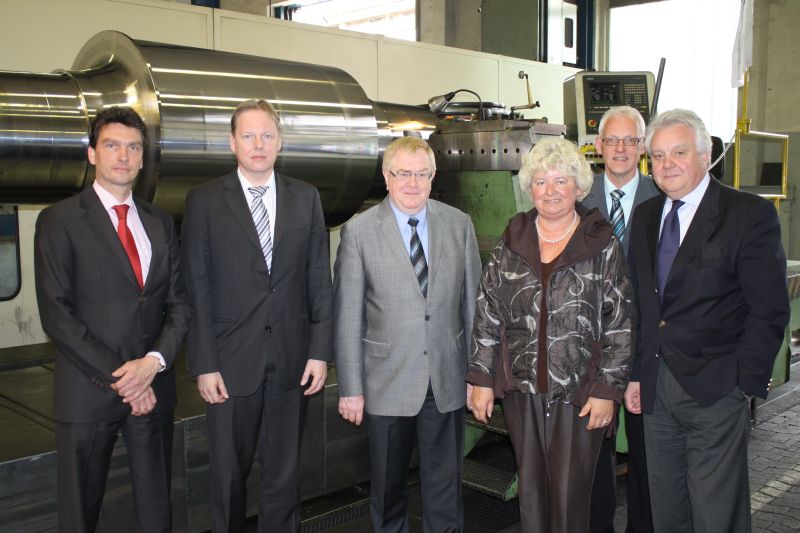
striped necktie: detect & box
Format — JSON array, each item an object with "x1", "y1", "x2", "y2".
[
  {"x1": 609, "y1": 189, "x2": 626, "y2": 243},
  {"x1": 248, "y1": 186, "x2": 273, "y2": 272},
  {"x1": 408, "y1": 217, "x2": 428, "y2": 297}
]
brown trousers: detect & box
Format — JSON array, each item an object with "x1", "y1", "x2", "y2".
[{"x1": 503, "y1": 392, "x2": 605, "y2": 533}]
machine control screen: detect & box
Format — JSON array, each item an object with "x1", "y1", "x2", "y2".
[{"x1": 582, "y1": 75, "x2": 650, "y2": 135}]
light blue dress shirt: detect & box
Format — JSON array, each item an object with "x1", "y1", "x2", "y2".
[
  {"x1": 604, "y1": 172, "x2": 640, "y2": 227},
  {"x1": 388, "y1": 199, "x2": 429, "y2": 258}
]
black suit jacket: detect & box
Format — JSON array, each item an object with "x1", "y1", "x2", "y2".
[
  {"x1": 182, "y1": 171, "x2": 332, "y2": 395},
  {"x1": 34, "y1": 187, "x2": 190, "y2": 423},
  {"x1": 629, "y1": 177, "x2": 789, "y2": 412}
]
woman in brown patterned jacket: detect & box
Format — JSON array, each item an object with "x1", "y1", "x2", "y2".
[{"x1": 467, "y1": 137, "x2": 634, "y2": 533}]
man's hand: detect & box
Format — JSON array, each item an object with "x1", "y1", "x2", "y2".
[
  {"x1": 129, "y1": 387, "x2": 157, "y2": 416},
  {"x1": 301, "y1": 359, "x2": 327, "y2": 396},
  {"x1": 625, "y1": 381, "x2": 642, "y2": 414},
  {"x1": 470, "y1": 385, "x2": 494, "y2": 423},
  {"x1": 466, "y1": 383, "x2": 474, "y2": 410},
  {"x1": 339, "y1": 395, "x2": 365, "y2": 426},
  {"x1": 111, "y1": 356, "x2": 161, "y2": 403},
  {"x1": 579, "y1": 397, "x2": 615, "y2": 430},
  {"x1": 197, "y1": 372, "x2": 229, "y2": 404}
]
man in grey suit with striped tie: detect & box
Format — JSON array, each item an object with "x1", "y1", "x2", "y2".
[
  {"x1": 581, "y1": 106, "x2": 659, "y2": 533},
  {"x1": 334, "y1": 137, "x2": 481, "y2": 532}
]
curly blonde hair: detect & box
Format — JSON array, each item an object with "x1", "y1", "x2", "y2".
[{"x1": 519, "y1": 137, "x2": 593, "y2": 200}]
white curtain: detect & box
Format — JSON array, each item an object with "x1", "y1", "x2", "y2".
[{"x1": 609, "y1": 0, "x2": 741, "y2": 139}]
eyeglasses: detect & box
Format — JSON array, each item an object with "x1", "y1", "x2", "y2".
[
  {"x1": 601, "y1": 136, "x2": 642, "y2": 147},
  {"x1": 388, "y1": 169, "x2": 434, "y2": 182}
]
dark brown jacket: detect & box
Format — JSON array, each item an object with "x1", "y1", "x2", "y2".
[{"x1": 467, "y1": 204, "x2": 634, "y2": 406}]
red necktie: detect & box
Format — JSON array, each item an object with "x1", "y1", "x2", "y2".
[{"x1": 112, "y1": 204, "x2": 144, "y2": 289}]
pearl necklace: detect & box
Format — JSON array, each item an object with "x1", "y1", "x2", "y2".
[{"x1": 536, "y1": 211, "x2": 578, "y2": 244}]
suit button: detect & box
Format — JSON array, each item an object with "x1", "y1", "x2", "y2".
[
  {"x1": 271, "y1": 289, "x2": 277, "y2": 294},
  {"x1": 655, "y1": 353, "x2": 660, "y2": 358},
  {"x1": 424, "y1": 350, "x2": 428, "y2": 355},
  {"x1": 265, "y1": 326, "x2": 272, "y2": 334},
  {"x1": 658, "y1": 320, "x2": 666, "y2": 328},
  {"x1": 425, "y1": 315, "x2": 430, "y2": 321}
]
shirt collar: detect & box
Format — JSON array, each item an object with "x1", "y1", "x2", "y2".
[
  {"x1": 603, "y1": 171, "x2": 639, "y2": 197},
  {"x1": 388, "y1": 198, "x2": 427, "y2": 229},
  {"x1": 237, "y1": 168, "x2": 275, "y2": 191},
  {"x1": 674, "y1": 173, "x2": 711, "y2": 208},
  {"x1": 93, "y1": 180, "x2": 134, "y2": 212}
]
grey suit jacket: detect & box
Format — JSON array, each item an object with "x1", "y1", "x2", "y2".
[
  {"x1": 182, "y1": 171, "x2": 333, "y2": 395},
  {"x1": 581, "y1": 171, "x2": 660, "y2": 255},
  {"x1": 333, "y1": 198, "x2": 481, "y2": 417}
]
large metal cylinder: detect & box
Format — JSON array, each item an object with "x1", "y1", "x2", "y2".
[{"x1": 0, "y1": 31, "x2": 437, "y2": 225}]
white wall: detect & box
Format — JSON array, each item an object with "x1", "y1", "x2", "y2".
[{"x1": 0, "y1": 0, "x2": 577, "y2": 348}]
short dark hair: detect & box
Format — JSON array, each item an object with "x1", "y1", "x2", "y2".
[
  {"x1": 230, "y1": 99, "x2": 281, "y2": 136},
  {"x1": 89, "y1": 106, "x2": 147, "y2": 148}
]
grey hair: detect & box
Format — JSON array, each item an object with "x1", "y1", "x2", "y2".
[
  {"x1": 382, "y1": 136, "x2": 437, "y2": 173},
  {"x1": 519, "y1": 137, "x2": 593, "y2": 201},
  {"x1": 645, "y1": 109, "x2": 712, "y2": 156},
  {"x1": 598, "y1": 105, "x2": 646, "y2": 138}
]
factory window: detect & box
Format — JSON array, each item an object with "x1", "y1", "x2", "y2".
[
  {"x1": 0, "y1": 207, "x2": 20, "y2": 301},
  {"x1": 608, "y1": 0, "x2": 740, "y2": 139},
  {"x1": 287, "y1": 0, "x2": 416, "y2": 41}
]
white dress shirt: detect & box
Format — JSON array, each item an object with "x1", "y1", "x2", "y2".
[
  {"x1": 603, "y1": 172, "x2": 640, "y2": 226},
  {"x1": 238, "y1": 168, "x2": 277, "y2": 246},
  {"x1": 658, "y1": 174, "x2": 711, "y2": 244}
]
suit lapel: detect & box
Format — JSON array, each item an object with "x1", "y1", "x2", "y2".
[
  {"x1": 273, "y1": 173, "x2": 290, "y2": 250},
  {"x1": 223, "y1": 172, "x2": 265, "y2": 261},
  {"x1": 136, "y1": 201, "x2": 164, "y2": 290},
  {"x1": 624, "y1": 172, "x2": 648, "y2": 244},
  {"x1": 81, "y1": 188, "x2": 141, "y2": 289},
  {"x1": 426, "y1": 202, "x2": 440, "y2": 289},
  {"x1": 666, "y1": 179, "x2": 721, "y2": 287},
  {"x1": 588, "y1": 177, "x2": 609, "y2": 218},
  {"x1": 644, "y1": 195, "x2": 665, "y2": 283},
  {"x1": 377, "y1": 199, "x2": 425, "y2": 298}
]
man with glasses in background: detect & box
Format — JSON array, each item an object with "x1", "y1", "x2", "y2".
[
  {"x1": 582, "y1": 106, "x2": 659, "y2": 533},
  {"x1": 334, "y1": 136, "x2": 481, "y2": 532}
]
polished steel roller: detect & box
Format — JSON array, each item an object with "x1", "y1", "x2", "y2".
[{"x1": 0, "y1": 31, "x2": 437, "y2": 225}]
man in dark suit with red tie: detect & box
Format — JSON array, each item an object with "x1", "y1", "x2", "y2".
[
  {"x1": 182, "y1": 99, "x2": 332, "y2": 532},
  {"x1": 34, "y1": 106, "x2": 190, "y2": 532},
  {"x1": 625, "y1": 109, "x2": 789, "y2": 533}
]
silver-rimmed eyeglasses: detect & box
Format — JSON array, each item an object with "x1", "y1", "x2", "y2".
[
  {"x1": 388, "y1": 169, "x2": 434, "y2": 182},
  {"x1": 601, "y1": 136, "x2": 642, "y2": 147}
]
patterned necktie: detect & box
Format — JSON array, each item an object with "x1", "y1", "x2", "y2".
[
  {"x1": 248, "y1": 186, "x2": 273, "y2": 272},
  {"x1": 112, "y1": 204, "x2": 144, "y2": 288},
  {"x1": 609, "y1": 189, "x2": 626, "y2": 243},
  {"x1": 408, "y1": 217, "x2": 428, "y2": 297},
  {"x1": 657, "y1": 199, "x2": 684, "y2": 301}
]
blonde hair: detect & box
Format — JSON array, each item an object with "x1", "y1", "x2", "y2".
[
  {"x1": 519, "y1": 137, "x2": 593, "y2": 200},
  {"x1": 231, "y1": 99, "x2": 281, "y2": 136}
]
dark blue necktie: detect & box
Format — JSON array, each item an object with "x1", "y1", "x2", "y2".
[{"x1": 657, "y1": 199, "x2": 684, "y2": 301}]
